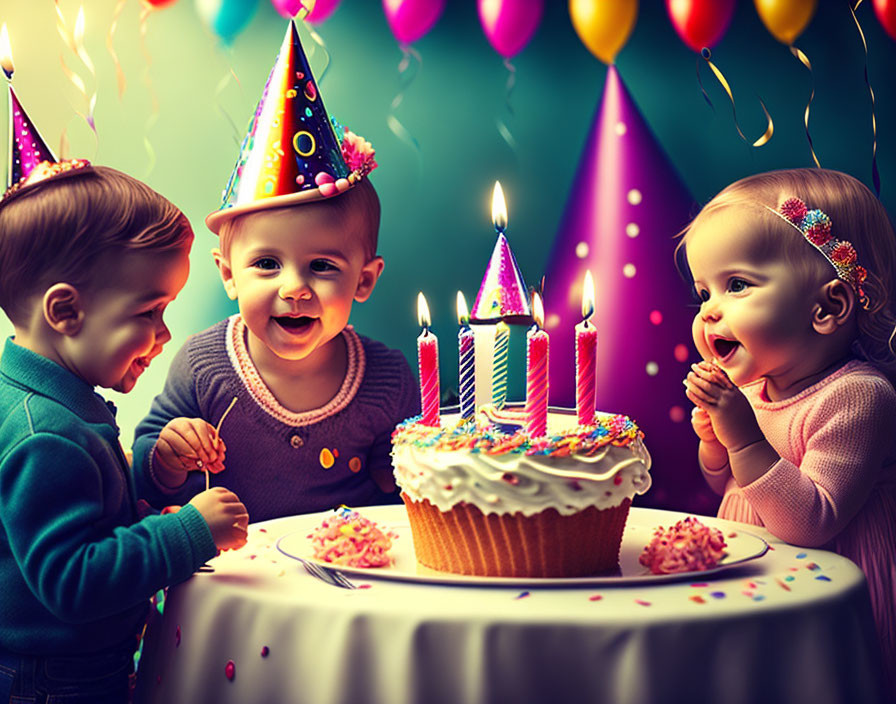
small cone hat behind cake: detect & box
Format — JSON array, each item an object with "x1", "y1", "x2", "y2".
[{"x1": 206, "y1": 19, "x2": 376, "y2": 233}]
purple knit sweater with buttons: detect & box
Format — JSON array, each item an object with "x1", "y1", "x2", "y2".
[{"x1": 132, "y1": 316, "x2": 420, "y2": 521}]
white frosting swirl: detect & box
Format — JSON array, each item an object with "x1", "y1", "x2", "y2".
[{"x1": 392, "y1": 411, "x2": 652, "y2": 517}]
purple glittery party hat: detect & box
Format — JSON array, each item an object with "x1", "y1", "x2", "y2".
[
  {"x1": 470, "y1": 233, "x2": 532, "y2": 324},
  {"x1": 6, "y1": 84, "x2": 57, "y2": 189},
  {"x1": 206, "y1": 20, "x2": 376, "y2": 233}
]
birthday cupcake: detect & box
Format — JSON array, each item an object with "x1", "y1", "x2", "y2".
[{"x1": 391, "y1": 406, "x2": 652, "y2": 577}]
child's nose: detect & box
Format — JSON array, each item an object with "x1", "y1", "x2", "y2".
[
  {"x1": 279, "y1": 275, "x2": 313, "y2": 301},
  {"x1": 700, "y1": 301, "x2": 721, "y2": 322}
]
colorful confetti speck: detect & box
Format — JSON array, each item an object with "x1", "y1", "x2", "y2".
[
  {"x1": 815, "y1": 575, "x2": 831, "y2": 582},
  {"x1": 588, "y1": 594, "x2": 603, "y2": 602},
  {"x1": 806, "y1": 562, "x2": 821, "y2": 571},
  {"x1": 690, "y1": 582, "x2": 709, "y2": 588},
  {"x1": 319, "y1": 448, "x2": 335, "y2": 469},
  {"x1": 515, "y1": 591, "x2": 530, "y2": 600},
  {"x1": 261, "y1": 646, "x2": 270, "y2": 657},
  {"x1": 635, "y1": 599, "x2": 651, "y2": 607},
  {"x1": 225, "y1": 660, "x2": 235, "y2": 681},
  {"x1": 349, "y1": 457, "x2": 362, "y2": 473},
  {"x1": 775, "y1": 578, "x2": 791, "y2": 591},
  {"x1": 752, "y1": 595, "x2": 765, "y2": 602},
  {"x1": 796, "y1": 552, "x2": 807, "y2": 559},
  {"x1": 689, "y1": 595, "x2": 706, "y2": 604},
  {"x1": 710, "y1": 591, "x2": 726, "y2": 599}
]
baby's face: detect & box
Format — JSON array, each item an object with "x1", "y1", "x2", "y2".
[
  {"x1": 686, "y1": 208, "x2": 817, "y2": 387},
  {"x1": 220, "y1": 206, "x2": 379, "y2": 366}
]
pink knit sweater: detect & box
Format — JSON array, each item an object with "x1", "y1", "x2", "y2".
[{"x1": 702, "y1": 359, "x2": 896, "y2": 691}]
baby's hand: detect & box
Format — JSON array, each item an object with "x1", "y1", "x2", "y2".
[
  {"x1": 188, "y1": 487, "x2": 249, "y2": 551},
  {"x1": 684, "y1": 362, "x2": 761, "y2": 453},
  {"x1": 155, "y1": 417, "x2": 226, "y2": 477},
  {"x1": 690, "y1": 406, "x2": 718, "y2": 443}
]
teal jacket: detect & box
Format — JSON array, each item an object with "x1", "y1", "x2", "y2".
[{"x1": 0, "y1": 338, "x2": 216, "y2": 655}]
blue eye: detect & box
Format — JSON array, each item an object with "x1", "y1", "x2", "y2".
[
  {"x1": 253, "y1": 257, "x2": 279, "y2": 270},
  {"x1": 310, "y1": 259, "x2": 338, "y2": 273}
]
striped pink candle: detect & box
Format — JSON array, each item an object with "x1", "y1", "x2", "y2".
[
  {"x1": 417, "y1": 292, "x2": 440, "y2": 427},
  {"x1": 525, "y1": 293, "x2": 549, "y2": 437},
  {"x1": 576, "y1": 271, "x2": 597, "y2": 426}
]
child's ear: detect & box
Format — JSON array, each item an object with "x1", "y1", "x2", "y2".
[
  {"x1": 43, "y1": 283, "x2": 85, "y2": 336},
  {"x1": 354, "y1": 256, "x2": 385, "y2": 303},
  {"x1": 812, "y1": 279, "x2": 855, "y2": 335},
  {"x1": 212, "y1": 247, "x2": 238, "y2": 301}
]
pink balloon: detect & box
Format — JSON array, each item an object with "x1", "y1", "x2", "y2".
[
  {"x1": 478, "y1": 0, "x2": 543, "y2": 58},
  {"x1": 382, "y1": 0, "x2": 445, "y2": 45},
  {"x1": 270, "y1": 0, "x2": 339, "y2": 22},
  {"x1": 665, "y1": 0, "x2": 735, "y2": 52}
]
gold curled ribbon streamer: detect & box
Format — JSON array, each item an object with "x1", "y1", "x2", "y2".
[
  {"x1": 700, "y1": 48, "x2": 773, "y2": 148},
  {"x1": 789, "y1": 45, "x2": 819, "y2": 168},
  {"x1": 848, "y1": 0, "x2": 881, "y2": 196},
  {"x1": 215, "y1": 56, "x2": 244, "y2": 148},
  {"x1": 387, "y1": 45, "x2": 423, "y2": 174},
  {"x1": 139, "y1": 3, "x2": 158, "y2": 176},
  {"x1": 55, "y1": 2, "x2": 99, "y2": 146},
  {"x1": 106, "y1": 0, "x2": 128, "y2": 99},
  {"x1": 496, "y1": 57, "x2": 519, "y2": 155}
]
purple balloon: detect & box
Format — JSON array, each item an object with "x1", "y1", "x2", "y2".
[
  {"x1": 382, "y1": 0, "x2": 445, "y2": 45},
  {"x1": 270, "y1": 0, "x2": 339, "y2": 22},
  {"x1": 478, "y1": 0, "x2": 543, "y2": 58}
]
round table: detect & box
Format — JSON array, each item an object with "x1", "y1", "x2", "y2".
[{"x1": 133, "y1": 506, "x2": 887, "y2": 704}]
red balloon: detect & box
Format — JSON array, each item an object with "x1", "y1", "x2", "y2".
[
  {"x1": 144, "y1": 0, "x2": 178, "y2": 7},
  {"x1": 873, "y1": 0, "x2": 896, "y2": 40},
  {"x1": 665, "y1": 0, "x2": 736, "y2": 52}
]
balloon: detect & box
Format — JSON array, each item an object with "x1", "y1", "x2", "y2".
[
  {"x1": 873, "y1": 0, "x2": 896, "y2": 40},
  {"x1": 569, "y1": 0, "x2": 638, "y2": 65},
  {"x1": 144, "y1": 0, "x2": 178, "y2": 6},
  {"x1": 195, "y1": 0, "x2": 258, "y2": 44},
  {"x1": 270, "y1": 0, "x2": 340, "y2": 23},
  {"x1": 382, "y1": 0, "x2": 445, "y2": 45},
  {"x1": 665, "y1": 0, "x2": 735, "y2": 52},
  {"x1": 753, "y1": 0, "x2": 817, "y2": 45},
  {"x1": 478, "y1": 0, "x2": 544, "y2": 58}
]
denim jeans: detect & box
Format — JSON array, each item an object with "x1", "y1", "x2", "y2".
[{"x1": 0, "y1": 642, "x2": 134, "y2": 704}]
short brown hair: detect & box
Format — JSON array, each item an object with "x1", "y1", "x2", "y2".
[
  {"x1": 0, "y1": 165, "x2": 193, "y2": 324},
  {"x1": 217, "y1": 177, "x2": 381, "y2": 261}
]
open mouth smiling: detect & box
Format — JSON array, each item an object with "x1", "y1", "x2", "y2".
[
  {"x1": 709, "y1": 335, "x2": 740, "y2": 362},
  {"x1": 274, "y1": 315, "x2": 314, "y2": 332}
]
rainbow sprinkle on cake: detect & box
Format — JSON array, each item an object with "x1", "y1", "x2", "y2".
[{"x1": 308, "y1": 507, "x2": 397, "y2": 568}]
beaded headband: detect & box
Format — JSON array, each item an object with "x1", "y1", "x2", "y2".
[
  {"x1": 0, "y1": 158, "x2": 93, "y2": 205},
  {"x1": 768, "y1": 197, "x2": 868, "y2": 307}
]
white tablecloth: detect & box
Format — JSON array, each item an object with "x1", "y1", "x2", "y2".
[{"x1": 134, "y1": 506, "x2": 886, "y2": 704}]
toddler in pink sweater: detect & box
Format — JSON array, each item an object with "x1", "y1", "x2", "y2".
[{"x1": 680, "y1": 168, "x2": 896, "y2": 694}]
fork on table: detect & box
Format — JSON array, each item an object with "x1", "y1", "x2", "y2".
[{"x1": 300, "y1": 559, "x2": 358, "y2": 589}]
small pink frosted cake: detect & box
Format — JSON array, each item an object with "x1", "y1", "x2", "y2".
[
  {"x1": 308, "y1": 507, "x2": 397, "y2": 568},
  {"x1": 639, "y1": 516, "x2": 727, "y2": 574}
]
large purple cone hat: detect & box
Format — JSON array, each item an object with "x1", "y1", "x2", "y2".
[
  {"x1": 206, "y1": 20, "x2": 377, "y2": 233},
  {"x1": 470, "y1": 233, "x2": 532, "y2": 325},
  {"x1": 3, "y1": 83, "x2": 91, "y2": 203}
]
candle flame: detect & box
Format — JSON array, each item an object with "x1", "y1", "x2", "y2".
[
  {"x1": 417, "y1": 292, "x2": 431, "y2": 329},
  {"x1": 0, "y1": 24, "x2": 13, "y2": 80},
  {"x1": 456, "y1": 291, "x2": 470, "y2": 326},
  {"x1": 491, "y1": 181, "x2": 507, "y2": 233},
  {"x1": 581, "y1": 270, "x2": 595, "y2": 321},
  {"x1": 532, "y1": 292, "x2": 544, "y2": 329}
]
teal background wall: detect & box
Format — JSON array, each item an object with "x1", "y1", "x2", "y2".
[{"x1": 1, "y1": 0, "x2": 894, "y2": 447}]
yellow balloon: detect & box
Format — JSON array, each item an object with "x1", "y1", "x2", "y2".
[
  {"x1": 569, "y1": 0, "x2": 638, "y2": 65},
  {"x1": 754, "y1": 0, "x2": 817, "y2": 45}
]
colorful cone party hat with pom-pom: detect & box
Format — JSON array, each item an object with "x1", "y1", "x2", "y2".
[{"x1": 206, "y1": 19, "x2": 377, "y2": 233}]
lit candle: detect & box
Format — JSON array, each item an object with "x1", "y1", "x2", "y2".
[
  {"x1": 417, "y1": 292, "x2": 440, "y2": 427},
  {"x1": 525, "y1": 292, "x2": 549, "y2": 438},
  {"x1": 456, "y1": 291, "x2": 475, "y2": 421},
  {"x1": 576, "y1": 270, "x2": 597, "y2": 426},
  {"x1": 490, "y1": 182, "x2": 510, "y2": 410}
]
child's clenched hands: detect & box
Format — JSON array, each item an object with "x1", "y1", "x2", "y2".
[
  {"x1": 684, "y1": 361, "x2": 763, "y2": 453},
  {"x1": 188, "y1": 487, "x2": 249, "y2": 551},
  {"x1": 154, "y1": 417, "x2": 226, "y2": 482}
]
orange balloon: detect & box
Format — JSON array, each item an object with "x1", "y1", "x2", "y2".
[
  {"x1": 754, "y1": 0, "x2": 817, "y2": 45},
  {"x1": 569, "y1": 0, "x2": 638, "y2": 64}
]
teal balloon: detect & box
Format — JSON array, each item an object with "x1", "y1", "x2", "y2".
[{"x1": 195, "y1": 0, "x2": 259, "y2": 44}]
